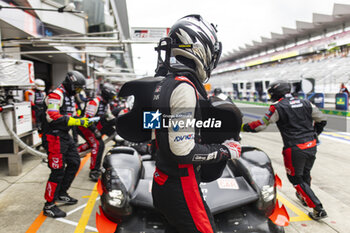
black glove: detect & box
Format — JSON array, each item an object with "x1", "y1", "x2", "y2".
[
  {"x1": 241, "y1": 123, "x2": 256, "y2": 132},
  {"x1": 314, "y1": 120, "x2": 327, "y2": 135}
]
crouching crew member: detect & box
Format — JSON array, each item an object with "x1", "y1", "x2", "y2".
[{"x1": 77, "y1": 82, "x2": 117, "y2": 181}]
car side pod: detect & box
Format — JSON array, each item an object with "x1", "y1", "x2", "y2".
[
  {"x1": 96, "y1": 206, "x2": 118, "y2": 233},
  {"x1": 269, "y1": 199, "x2": 290, "y2": 226}
]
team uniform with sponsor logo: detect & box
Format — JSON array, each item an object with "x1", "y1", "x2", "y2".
[
  {"x1": 242, "y1": 92, "x2": 328, "y2": 220},
  {"x1": 41, "y1": 71, "x2": 89, "y2": 218},
  {"x1": 71, "y1": 92, "x2": 87, "y2": 145},
  {"x1": 151, "y1": 15, "x2": 240, "y2": 232},
  {"x1": 41, "y1": 85, "x2": 80, "y2": 212},
  {"x1": 78, "y1": 82, "x2": 117, "y2": 181},
  {"x1": 152, "y1": 74, "x2": 240, "y2": 233},
  {"x1": 77, "y1": 96, "x2": 112, "y2": 179},
  {"x1": 25, "y1": 88, "x2": 46, "y2": 131}
]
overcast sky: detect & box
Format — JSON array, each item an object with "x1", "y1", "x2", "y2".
[{"x1": 126, "y1": 0, "x2": 350, "y2": 76}]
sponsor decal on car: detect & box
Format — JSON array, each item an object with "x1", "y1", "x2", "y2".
[{"x1": 217, "y1": 178, "x2": 239, "y2": 190}]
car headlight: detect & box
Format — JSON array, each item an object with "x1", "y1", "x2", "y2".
[
  {"x1": 108, "y1": 190, "x2": 124, "y2": 207},
  {"x1": 108, "y1": 199, "x2": 122, "y2": 207},
  {"x1": 261, "y1": 185, "x2": 275, "y2": 202}
]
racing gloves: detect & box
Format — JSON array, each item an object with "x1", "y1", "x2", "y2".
[
  {"x1": 67, "y1": 117, "x2": 92, "y2": 128},
  {"x1": 314, "y1": 120, "x2": 327, "y2": 135},
  {"x1": 241, "y1": 123, "x2": 256, "y2": 132},
  {"x1": 222, "y1": 139, "x2": 241, "y2": 160}
]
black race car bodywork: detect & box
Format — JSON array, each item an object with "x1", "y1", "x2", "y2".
[
  {"x1": 95, "y1": 77, "x2": 289, "y2": 233},
  {"x1": 96, "y1": 144, "x2": 288, "y2": 233}
]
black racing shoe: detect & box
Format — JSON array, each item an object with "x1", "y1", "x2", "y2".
[
  {"x1": 308, "y1": 208, "x2": 328, "y2": 221},
  {"x1": 295, "y1": 192, "x2": 307, "y2": 207},
  {"x1": 43, "y1": 202, "x2": 66, "y2": 218},
  {"x1": 57, "y1": 194, "x2": 78, "y2": 205},
  {"x1": 89, "y1": 170, "x2": 101, "y2": 182}
]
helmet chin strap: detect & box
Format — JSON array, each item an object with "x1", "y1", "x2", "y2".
[
  {"x1": 201, "y1": 67, "x2": 212, "y2": 84},
  {"x1": 155, "y1": 37, "x2": 197, "y2": 78}
]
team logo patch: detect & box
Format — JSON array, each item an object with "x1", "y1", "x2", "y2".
[{"x1": 143, "y1": 110, "x2": 161, "y2": 129}]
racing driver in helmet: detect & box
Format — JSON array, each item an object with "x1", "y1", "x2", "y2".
[{"x1": 151, "y1": 15, "x2": 241, "y2": 233}]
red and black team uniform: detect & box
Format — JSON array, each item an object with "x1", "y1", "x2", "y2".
[
  {"x1": 42, "y1": 85, "x2": 80, "y2": 207},
  {"x1": 152, "y1": 74, "x2": 240, "y2": 233},
  {"x1": 77, "y1": 95, "x2": 115, "y2": 180},
  {"x1": 41, "y1": 70, "x2": 90, "y2": 218},
  {"x1": 77, "y1": 82, "x2": 117, "y2": 181},
  {"x1": 242, "y1": 93, "x2": 327, "y2": 219}
]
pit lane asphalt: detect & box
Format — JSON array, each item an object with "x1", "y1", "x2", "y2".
[{"x1": 0, "y1": 103, "x2": 349, "y2": 232}]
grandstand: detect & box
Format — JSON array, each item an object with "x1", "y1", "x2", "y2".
[{"x1": 210, "y1": 3, "x2": 350, "y2": 105}]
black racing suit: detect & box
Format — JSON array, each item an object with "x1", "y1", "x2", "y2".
[
  {"x1": 33, "y1": 90, "x2": 46, "y2": 131},
  {"x1": 41, "y1": 85, "x2": 80, "y2": 203},
  {"x1": 243, "y1": 94, "x2": 327, "y2": 210},
  {"x1": 151, "y1": 74, "x2": 231, "y2": 233},
  {"x1": 25, "y1": 89, "x2": 46, "y2": 131}
]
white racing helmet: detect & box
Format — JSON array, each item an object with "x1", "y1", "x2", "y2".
[
  {"x1": 34, "y1": 79, "x2": 46, "y2": 91},
  {"x1": 155, "y1": 15, "x2": 222, "y2": 83}
]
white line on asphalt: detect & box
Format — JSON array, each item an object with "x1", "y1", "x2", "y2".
[
  {"x1": 66, "y1": 197, "x2": 100, "y2": 216},
  {"x1": 66, "y1": 204, "x2": 87, "y2": 216},
  {"x1": 333, "y1": 131, "x2": 350, "y2": 136},
  {"x1": 56, "y1": 218, "x2": 98, "y2": 232},
  {"x1": 320, "y1": 133, "x2": 350, "y2": 144}
]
